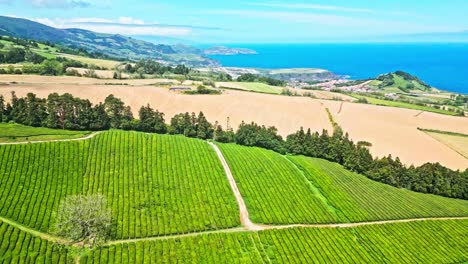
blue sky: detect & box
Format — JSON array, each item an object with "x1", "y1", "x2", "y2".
[{"x1": 1, "y1": 0, "x2": 468, "y2": 43}]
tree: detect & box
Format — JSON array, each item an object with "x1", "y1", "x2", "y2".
[
  {"x1": 104, "y1": 95, "x2": 129, "y2": 129},
  {"x1": 52, "y1": 194, "x2": 111, "y2": 246},
  {"x1": 24, "y1": 93, "x2": 47, "y2": 127},
  {"x1": 214, "y1": 124, "x2": 235, "y2": 143},
  {"x1": 4, "y1": 47, "x2": 26, "y2": 63},
  {"x1": 0, "y1": 95, "x2": 4, "y2": 122},
  {"x1": 91, "y1": 103, "x2": 110, "y2": 130},
  {"x1": 137, "y1": 104, "x2": 166, "y2": 133},
  {"x1": 196, "y1": 111, "x2": 213, "y2": 139},
  {"x1": 41, "y1": 59, "x2": 63, "y2": 76}
]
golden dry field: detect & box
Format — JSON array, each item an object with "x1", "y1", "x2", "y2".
[{"x1": 425, "y1": 132, "x2": 468, "y2": 160}]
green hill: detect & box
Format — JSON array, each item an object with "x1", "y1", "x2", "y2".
[
  {"x1": 217, "y1": 143, "x2": 468, "y2": 224},
  {"x1": 0, "y1": 131, "x2": 240, "y2": 239},
  {"x1": 0, "y1": 16, "x2": 216, "y2": 66},
  {"x1": 370, "y1": 71, "x2": 432, "y2": 92},
  {"x1": 0, "y1": 130, "x2": 467, "y2": 262}
]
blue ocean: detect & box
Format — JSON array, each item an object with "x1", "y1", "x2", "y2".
[{"x1": 208, "y1": 43, "x2": 468, "y2": 94}]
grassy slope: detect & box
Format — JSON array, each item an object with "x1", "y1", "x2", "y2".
[
  {"x1": 219, "y1": 82, "x2": 283, "y2": 94},
  {"x1": 83, "y1": 220, "x2": 468, "y2": 263},
  {"x1": 0, "y1": 123, "x2": 90, "y2": 142},
  {"x1": 218, "y1": 144, "x2": 468, "y2": 224},
  {"x1": 289, "y1": 156, "x2": 468, "y2": 222},
  {"x1": 0, "y1": 38, "x2": 120, "y2": 69},
  {"x1": 353, "y1": 95, "x2": 460, "y2": 116},
  {"x1": 369, "y1": 73, "x2": 430, "y2": 92},
  {"x1": 0, "y1": 131, "x2": 240, "y2": 239},
  {"x1": 218, "y1": 143, "x2": 339, "y2": 224}
]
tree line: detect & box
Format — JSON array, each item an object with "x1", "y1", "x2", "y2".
[
  {"x1": 0, "y1": 92, "x2": 466, "y2": 200},
  {"x1": 237, "y1": 73, "x2": 286, "y2": 87},
  {"x1": 123, "y1": 60, "x2": 191, "y2": 76}
]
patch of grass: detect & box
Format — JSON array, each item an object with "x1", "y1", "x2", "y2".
[
  {"x1": 0, "y1": 123, "x2": 90, "y2": 142},
  {"x1": 53, "y1": 53, "x2": 120, "y2": 69},
  {"x1": 220, "y1": 82, "x2": 283, "y2": 94},
  {"x1": 419, "y1": 128, "x2": 468, "y2": 159}
]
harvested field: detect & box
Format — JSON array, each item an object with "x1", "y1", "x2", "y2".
[
  {"x1": 0, "y1": 74, "x2": 179, "y2": 85},
  {"x1": 0, "y1": 79, "x2": 332, "y2": 139},
  {"x1": 66, "y1": 68, "x2": 130, "y2": 79},
  {"x1": 425, "y1": 132, "x2": 468, "y2": 159},
  {"x1": 323, "y1": 100, "x2": 468, "y2": 170},
  {"x1": 0, "y1": 75, "x2": 466, "y2": 169}
]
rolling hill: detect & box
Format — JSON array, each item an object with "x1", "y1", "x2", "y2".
[
  {"x1": 369, "y1": 70, "x2": 432, "y2": 92},
  {"x1": 0, "y1": 16, "x2": 216, "y2": 66},
  {"x1": 0, "y1": 129, "x2": 466, "y2": 262}
]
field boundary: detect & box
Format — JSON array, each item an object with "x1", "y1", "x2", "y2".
[{"x1": 420, "y1": 129, "x2": 468, "y2": 160}]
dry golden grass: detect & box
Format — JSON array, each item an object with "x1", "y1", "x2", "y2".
[
  {"x1": 425, "y1": 132, "x2": 468, "y2": 160},
  {"x1": 66, "y1": 68, "x2": 130, "y2": 79},
  {"x1": 0, "y1": 75, "x2": 466, "y2": 170},
  {"x1": 323, "y1": 100, "x2": 468, "y2": 170},
  {"x1": 0, "y1": 74, "x2": 179, "y2": 86}
]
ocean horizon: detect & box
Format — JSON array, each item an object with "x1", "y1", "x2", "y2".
[{"x1": 207, "y1": 43, "x2": 468, "y2": 94}]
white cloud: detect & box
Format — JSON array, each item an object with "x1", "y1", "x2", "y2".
[
  {"x1": 250, "y1": 2, "x2": 373, "y2": 13},
  {"x1": 27, "y1": 0, "x2": 91, "y2": 9},
  {"x1": 117, "y1": 17, "x2": 145, "y2": 25},
  {"x1": 32, "y1": 17, "x2": 193, "y2": 37}
]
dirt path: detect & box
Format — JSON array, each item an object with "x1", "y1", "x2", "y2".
[
  {"x1": 0, "y1": 216, "x2": 68, "y2": 244},
  {"x1": 0, "y1": 132, "x2": 101, "y2": 145},
  {"x1": 259, "y1": 216, "x2": 468, "y2": 230},
  {"x1": 208, "y1": 142, "x2": 266, "y2": 231},
  {"x1": 106, "y1": 227, "x2": 248, "y2": 246}
]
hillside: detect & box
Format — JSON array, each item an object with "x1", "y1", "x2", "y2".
[
  {"x1": 0, "y1": 129, "x2": 466, "y2": 262},
  {"x1": 218, "y1": 143, "x2": 468, "y2": 224},
  {"x1": 0, "y1": 16, "x2": 216, "y2": 66},
  {"x1": 0, "y1": 131, "x2": 240, "y2": 238},
  {"x1": 369, "y1": 70, "x2": 432, "y2": 92}
]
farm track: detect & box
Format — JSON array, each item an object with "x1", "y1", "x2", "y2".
[
  {"x1": 208, "y1": 142, "x2": 265, "y2": 231},
  {"x1": 0, "y1": 136, "x2": 467, "y2": 247},
  {"x1": 0, "y1": 131, "x2": 101, "y2": 145},
  {"x1": 2, "y1": 214, "x2": 468, "y2": 247},
  {"x1": 0, "y1": 216, "x2": 68, "y2": 244}
]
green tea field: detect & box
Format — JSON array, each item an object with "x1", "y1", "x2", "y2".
[{"x1": 0, "y1": 130, "x2": 467, "y2": 263}]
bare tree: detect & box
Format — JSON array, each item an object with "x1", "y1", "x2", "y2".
[{"x1": 52, "y1": 194, "x2": 111, "y2": 246}]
